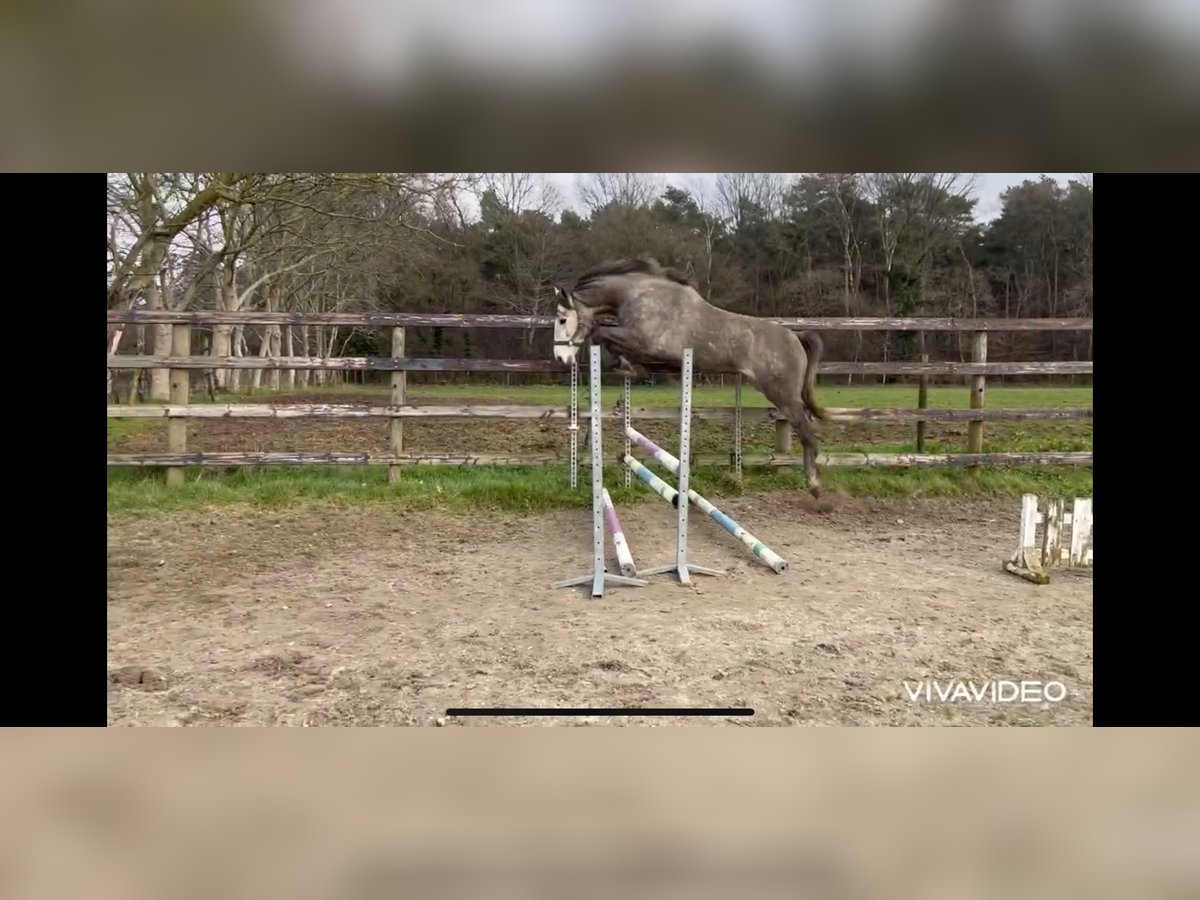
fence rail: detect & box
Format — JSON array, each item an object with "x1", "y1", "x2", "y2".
[
  {"x1": 106, "y1": 312, "x2": 1093, "y2": 484},
  {"x1": 108, "y1": 355, "x2": 1094, "y2": 376},
  {"x1": 107, "y1": 451, "x2": 1094, "y2": 469},
  {"x1": 107, "y1": 403, "x2": 1093, "y2": 424},
  {"x1": 107, "y1": 310, "x2": 1094, "y2": 331}
]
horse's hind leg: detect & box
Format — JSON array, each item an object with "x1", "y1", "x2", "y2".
[
  {"x1": 789, "y1": 406, "x2": 823, "y2": 499},
  {"x1": 754, "y1": 373, "x2": 824, "y2": 499}
]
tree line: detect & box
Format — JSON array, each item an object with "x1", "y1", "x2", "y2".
[{"x1": 107, "y1": 172, "x2": 1092, "y2": 398}]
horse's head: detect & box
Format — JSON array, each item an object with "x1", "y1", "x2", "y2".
[{"x1": 551, "y1": 286, "x2": 593, "y2": 365}]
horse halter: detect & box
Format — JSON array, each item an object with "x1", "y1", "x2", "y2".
[{"x1": 553, "y1": 328, "x2": 585, "y2": 352}]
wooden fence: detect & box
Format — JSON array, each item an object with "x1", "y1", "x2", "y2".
[{"x1": 106, "y1": 310, "x2": 1093, "y2": 486}]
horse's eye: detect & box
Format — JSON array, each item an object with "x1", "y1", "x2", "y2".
[{"x1": 558, "y1": 318, "x2": 566, "y2": 325}]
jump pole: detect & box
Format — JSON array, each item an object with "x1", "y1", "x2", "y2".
[
  {"x1": 552, "y1": 344, "x2": 648, "y2": 597},
  {"x1": 626, "y1": 423, "x2": 789, "y2": 575},
  {"x1": 601, "y1": 488, "x2": 638, "y2": 577},
  {"x1": 622, "y1": 348, "x2": 724, "y2": 585},
  {"x1": 623, "y1": 454, "x2": 679, "y2": 506}
]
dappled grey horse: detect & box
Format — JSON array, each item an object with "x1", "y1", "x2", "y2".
[{"x1": 551, "y1": 257, "x2": 827, "y2": 498}]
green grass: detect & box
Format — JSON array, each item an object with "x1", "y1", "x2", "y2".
[
  {"x1": 107, "y1": 417, "x2": 158, "y2": 450},
  {"x1": 189, "y1": 382, "x2": 1093, "y2": 454},
  {"x1": 108, "y1": 381, "x2": 1092, "y2": 517},
  {"x1": 194, "y1": 380, "x2": 1092, "y2": 410},
  {"x1": 107, "y1": 462, "x2": 1093, "y2": 518}
]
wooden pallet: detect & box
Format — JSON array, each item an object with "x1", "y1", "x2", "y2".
[{"x1": 1005, "y1": 494, "x2": 1093, "y2": 584}]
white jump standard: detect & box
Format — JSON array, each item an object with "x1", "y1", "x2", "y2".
[
  {"x1": 619, "y1": 348, "x2": 724, "y2": 585},
  {"x1": 552, "y1": 345, "x2": 648, "y2": 598}
]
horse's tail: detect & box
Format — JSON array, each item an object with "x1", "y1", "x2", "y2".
[{"x1": 798, "y1": 331, "x2": 826, "y2": 421}]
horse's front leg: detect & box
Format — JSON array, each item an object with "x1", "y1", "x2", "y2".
[{"x1": 591, "y1": 326, "x2": 645, "y2": 375}]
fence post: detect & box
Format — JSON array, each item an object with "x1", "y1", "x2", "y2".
[
  {"x1": 968, "y1": 331, "x2": 987, "y2": 459},
  {"x1": 916, "y1": 331, "x2": 929, "y2": 452},
  {"x1": 166, "y1": 323, "x2": 191, "y2": 487},
  {"x1": 732, "y1": 374, "x2": 744, "y2": 481},
  {"x1": 774, "y1": 417, "x2": 791, "y2": 455},
  {"x1": 389, "y1": 326, "x2": 405, "y2": 484}
]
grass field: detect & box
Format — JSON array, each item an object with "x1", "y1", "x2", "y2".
[
  {"x1": 107, "y1": 381, "x2": 1092, "y2": 516},
  {"x1": 159, "y1": 379, "x2": 1093, "y2": 410}
]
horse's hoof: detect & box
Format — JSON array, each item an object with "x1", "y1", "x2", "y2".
[{"x1": 809, "y1": 485, "x2": 822, "y2": 499}]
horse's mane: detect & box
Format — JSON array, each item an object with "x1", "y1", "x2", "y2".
[{"x1": 573, "y1": 256, "x2": 694, "y2": 291}]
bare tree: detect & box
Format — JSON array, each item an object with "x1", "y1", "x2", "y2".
[
  {"x1": 681, "y1": 176, "x2": 725, "y2": 300},
  {"x1": 482, "y1": 173, "x2": 563, "y2": 218},
  {"x1": 804, "y1": 173, "x2": 866, "y2": 376},
  {"x1": 577, "y1": 173, "x2": 663, "y2": 213},
  {"x1": 108, "y1": 173, "x2": 247, "y2": 398},
  {"x1": 864, "y1": 173, "x2": 976, "y2": 375},
  {"x1": 476, "y1": 174, "x2": 571, "y2": 350},
  {"x1": 714, "y1": 173, "x2": 787, "y2": 229}
]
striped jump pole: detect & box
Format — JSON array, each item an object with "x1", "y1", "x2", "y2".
[
  {"x1": 622, "y1": 454, "x2": 679, "y2": 507},
  {"x1": 625, "y1": 424, "x2": 790, "y2": 574},
  {"x1": 601, "y1": 488, "x2": 638, "y2": 577}
]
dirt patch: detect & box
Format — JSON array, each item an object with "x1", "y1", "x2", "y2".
[
  {"x1": 107, "y1": 494, "x2": 1092, "y2": 726},
  {"x1": 108, "y1": 666, "x2": 168, "y2": 692}
]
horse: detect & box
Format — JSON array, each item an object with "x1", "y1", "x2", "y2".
[{"x1": 551, "y1": 257, "x2": 827, "y2": 498}]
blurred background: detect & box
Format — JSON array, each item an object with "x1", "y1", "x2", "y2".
[
  {"x1": 4, "y1": 0, "x2": 1199, "y2": 168},
  {"x1": 2, "y1": 729, "x2": 1198, "y2": 899}
]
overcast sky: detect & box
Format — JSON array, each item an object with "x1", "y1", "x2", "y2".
[{"x1": 533, "y1": 172, "x2": 1086, "y2": 224}]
